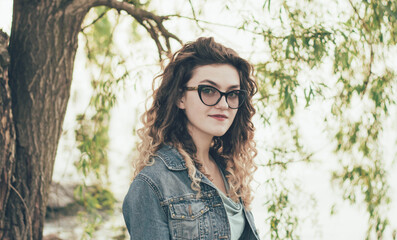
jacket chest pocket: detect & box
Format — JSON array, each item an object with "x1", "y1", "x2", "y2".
[{"x1": 168, "y1": 199, "x2": 210, "y2": 240}]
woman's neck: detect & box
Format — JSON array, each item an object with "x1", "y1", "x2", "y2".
[
  {"x1": 193, "y1": 137, "x2": 212, "y2": 164},
  {"x1": 187, "y1": 127, "x2": 213, "y2": 166}
]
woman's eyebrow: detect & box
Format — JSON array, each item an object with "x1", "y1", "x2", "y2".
[{"x1": 199, "y1": 79, "x2": 240, "y2": 90}]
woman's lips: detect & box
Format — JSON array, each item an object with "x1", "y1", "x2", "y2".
[{"x1": 209, "y1": 114, "x2": 228, "y2": 121}]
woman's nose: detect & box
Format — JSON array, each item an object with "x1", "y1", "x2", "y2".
[{"x1": 215, "y1": 95, "x2": 229, "y2": 109}]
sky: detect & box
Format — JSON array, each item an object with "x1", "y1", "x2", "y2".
[{"x1": 0, "y1": 1, "x2": 12, "y2": 34}]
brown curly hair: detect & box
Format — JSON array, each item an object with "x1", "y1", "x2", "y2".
[{"x1": 134, "y1": 37, "x2": 257, "y2": 207}]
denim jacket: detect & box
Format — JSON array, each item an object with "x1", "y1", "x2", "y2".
[{"x1": 123, "y1": 145, "x2": 260, "y2": 240}]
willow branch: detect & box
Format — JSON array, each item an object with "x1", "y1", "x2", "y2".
[
  {"x1": 81, "y1": 8, "x2": 110, "y2": 31},
  {"x1": 346, "y1": 0, "x2": 375, "y2": 96},
  {"x1": 77, "y1": 0, "x2": 183, "y2": 59},
  {"x1": 347, "y1": 0, "x2": 371, "y2": 41},
  {"x1": 188, "y1": 0, "x2": 205, "y2": 32},
  {"x1": 166, "y1": 14, "x2": 262, "y2": 34},
  {"x1": 260, "y1": 157, "x2": 314, "y2": 168},
  {"x1": 362, "y1": 44, "x2": 374, "y2": 96}
]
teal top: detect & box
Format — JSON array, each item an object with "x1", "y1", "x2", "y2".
[{"x1": 216, "y1": 169, "x2": 246, "y2": 240}]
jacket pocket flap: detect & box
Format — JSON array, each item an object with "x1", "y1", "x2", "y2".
[{"x1": 169, "y1": 201, "x2": 209, "y2": 220}]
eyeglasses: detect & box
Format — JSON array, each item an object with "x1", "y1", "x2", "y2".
[{"x1": 184, "y1": 85, "x2": 247, "y2": 109}]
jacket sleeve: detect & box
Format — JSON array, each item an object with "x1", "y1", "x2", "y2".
[{"x1": 122, "y1": 175, "x2": 170, "y2": 240}]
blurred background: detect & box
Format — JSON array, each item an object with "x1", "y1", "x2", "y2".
[{"x1": 1, "y1": 0, "x2": 396, "y2": 239}]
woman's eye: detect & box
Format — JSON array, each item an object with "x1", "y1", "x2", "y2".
[
  {"x1": 202, "y1": 87, "x2": 216, "y2": 94},
  {"x1": 228, "y1": 91, "x2": 239, "y2": 98}
]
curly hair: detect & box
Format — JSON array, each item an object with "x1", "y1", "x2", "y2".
[{"x1": 133, "y1": 37, "x2": 257, "y2": 207}]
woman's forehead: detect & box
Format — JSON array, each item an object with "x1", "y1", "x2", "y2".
[{"x1": 188, "y1": 64, "x2": 240, "y2": 87}]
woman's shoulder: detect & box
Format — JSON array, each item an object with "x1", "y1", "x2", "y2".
[
  {"x1": 136, "y1": 145, "x2": 187, "y2": 181},
  {"x1": 131, "y1": 145, "x2": 194, "y2": 199},
  {"x1": 152, "y1": 145, "x2": 187, "y2": 170}
]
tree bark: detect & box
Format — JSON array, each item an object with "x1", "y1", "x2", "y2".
[
  {"x1": 0, "y1": 30, "x2": 16, "y2": 240},
  {"x1": 4, "y1": 1, "x2": 89, "y2": 239}
]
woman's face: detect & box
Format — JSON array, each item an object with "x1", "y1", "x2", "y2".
[{"x1": 178, "y1": 64, "x2": 240, "y2": 141}]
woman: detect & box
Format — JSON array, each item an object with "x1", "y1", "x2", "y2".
[{"x1": 123, "y1": 37, "x2": 259, "y2": 240}]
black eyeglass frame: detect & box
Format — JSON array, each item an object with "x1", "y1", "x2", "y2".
[{"x1": 184, "y1": 84, "x2": 247, "y2": 109}]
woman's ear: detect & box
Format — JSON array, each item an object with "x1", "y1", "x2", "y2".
[{"x1": 177, "y1": 96, "x2": 186, "y2": 109}]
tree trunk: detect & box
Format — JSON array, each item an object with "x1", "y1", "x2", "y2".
[
  {"x1": 3, "y1": 1, "x2": 89, "y2": 239},
  {"x1": 0, "y1": 30, "x2": 16, "y2": 240}
]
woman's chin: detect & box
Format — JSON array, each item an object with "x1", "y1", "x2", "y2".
[{"x1": 212, "y1": 131, "x2": 228, "y2": 137}]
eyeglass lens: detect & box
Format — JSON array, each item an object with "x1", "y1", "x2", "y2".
[{"x1": 199, "y1": 85, "x2": 245, "y2": 109}]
